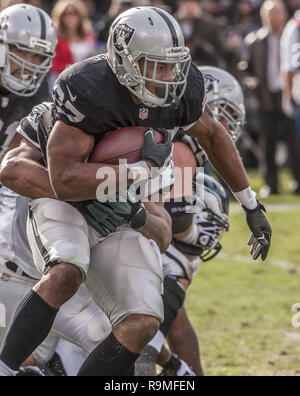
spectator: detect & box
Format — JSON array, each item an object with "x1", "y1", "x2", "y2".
[
  {"x1": 83, "y1": 0, "x2": 110, "y2": 33},
  {"x1": 202, "y1": 0, "x2": 232, "y2": 26},
  {"x1": 242, "y1": 0, "x2": 300, "y2": 196},
  {"x1": 227, "y1": 0, "x2": 262, "y2": 59},
  {"x1": 285, "y1": 0, "x2": 300, "y2": 18},
  {"x1": 50, "y1": 0, "x2": 97, "y2": 85},
  {"x1": 281, "y1": 5, "x2": 300, "y2": 193},
  {"x1": 26, "y1": 0, "x2": 44, "y2": 8},
  {"x1": 96, "y1": 0, "x2": 150, "y2": 44},
  {"x1": 0, "y1": 0, "x2": 22, "y2": 9},
  {"x1": 175, "y1": 0, "x2": 227, "y2": 66}
]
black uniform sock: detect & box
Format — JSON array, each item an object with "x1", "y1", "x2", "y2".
[
  {"x1": 135, "y1": 345, "x2": 159, "y2": 376},
  {"x1": 77, "y1": 332, "x2": 139, "y2": 376},
  {"x1": 0, "y1": 290, "x2": 58, "y2": 371},
  {"x1": 160, "y1": 277, "x2": 186, "y2": 337}
]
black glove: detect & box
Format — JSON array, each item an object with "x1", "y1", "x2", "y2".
[
  {"x1": 243, "y1": 201, "x2": 272, "y2": 261},
  {"x1": 140, "y1": 127, "x2": 173, "y2": 170}
]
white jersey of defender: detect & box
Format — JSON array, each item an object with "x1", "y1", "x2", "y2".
[{"x1": 0, "y1": 187, "x2": 42, "y2": 279}]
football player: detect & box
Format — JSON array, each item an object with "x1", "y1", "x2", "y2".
[
  {"x1": 0, "y1": 7, "x2": 271, "y2": 377},
  {"x1": 135, "y1": 67, "x2": 246, "y2": 376},
  {"x1": 0, "y1": 4, "x2": 57, "y2": 161},
  {"x1": 0, "y1": 3, "x2": 57, "y2": 375},
  {"x1": 0, "y1": 4, "x2": 113, "y2": 375},
  {"x1": 0, "y1": 101, "x2": 173, "y2": 376}
]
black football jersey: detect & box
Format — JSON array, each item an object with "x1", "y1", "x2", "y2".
[
  {"x1": 52, "y1": 55, "x2": 205, "y2": 142},
  {"x1": 0, "y1": 79, "x2": 50, "y2": 158},
  {"x1": 17, "y1": 102, "x2": 53, "y2": 151}
]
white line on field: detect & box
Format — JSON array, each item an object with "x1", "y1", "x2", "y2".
[
  {"x1": 230, "y1": 202, "x2": 300, "y2": 214},
  {"x1": 218, "y1": 252, "x2": 299, "y2": 274}
]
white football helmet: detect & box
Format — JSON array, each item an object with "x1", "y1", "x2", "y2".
[
  {"x1": 107, "y1": 6, "x2": 191, "y2": 107},
  {"x1": 0, "y1": 4, "x2": 57, "y2": 97},
  {"x1": 200, "y1": 66, "x2": 246, "y2": 142},
  {"x1": 194, "y1": 173, "x2": 230, "y2": 261}
]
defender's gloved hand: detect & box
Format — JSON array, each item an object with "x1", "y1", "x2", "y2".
[
  {"x1": 105, "y1": 199, "x2": 147, "y2": 230},
  {"x1": 242, "y1": 201, "x2": 272, "y2": 261},
  {"x1": 85, "y1": 198, "x2": 146, "y2": 237},
  {"x1": 141, "y1": 128, "x2": 173, "y2": 177}
]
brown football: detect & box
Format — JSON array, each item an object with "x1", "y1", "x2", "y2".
[
  {"x1": 89, "y1": 127, "x2": 164, "y2": 164},
  {"x1": 169, "y1": 141, "x2": 197, "y2": 199}
]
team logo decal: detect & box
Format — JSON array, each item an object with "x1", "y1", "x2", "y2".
[
  {"x1": 139, "y1": 107, "x2": 149, "y2": 120},
  {"x1": 1, "y1": 97, "x2": 9, "y2": 108},
  {"x1": 204, "y1": 73, "x2": 220, "y2": 94},
  {"x1": 113, "y1": 23, "x2": 135, "y2": 52}
]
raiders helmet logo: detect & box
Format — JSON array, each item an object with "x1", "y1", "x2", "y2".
[
  {"x1": 139, "y1": 107, "x2": 149, "y2": 120},
  {"x1": 204, "y1": 73, "x2": 220, "y2": 94},
  {"x1": 113, "y1": 23, "x2": 135, "y2": 52},
  {"x1": 1, "y1": 97, "x2": 9, "y2": 108}
]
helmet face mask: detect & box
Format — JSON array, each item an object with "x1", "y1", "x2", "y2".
[
  {"x1": 0, "y1": 4, "x2": 57, "y2": 97},
  {"x1": 200, "y1": 66, "x2": 246, "y2": 142},
  {"x1": 1, "y1": 43, "x2": 54, "y2": 96},
  {"x1": 129, "y1": 52, "x2": 191, "y2": 107},
  {"x1": 107, "y1": 7, "x2": 191, "y2": 107},
  {"x1": 208, "y1": 97, "x2": 245, "y2": 142},
  {"x1": 194, "y1": 173, "x2": 230, "y2": 261}
]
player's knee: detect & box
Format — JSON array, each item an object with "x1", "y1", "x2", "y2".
[
  {"x1": 35, "y1": 263, "x2": 82, "y2": 305},
  {"x1": 123, "y1": 314, "x2": 160, "y2": 344},
  {"x1": 138, "y1": 315, "x2": 160, "y2": 343}
]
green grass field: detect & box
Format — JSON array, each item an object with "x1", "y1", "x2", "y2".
[{"x1": 186, "y1": 169, "x2": 300, "y2": 376}]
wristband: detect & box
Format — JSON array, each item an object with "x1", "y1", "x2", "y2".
[{"x1": 233, "y1": 186, "x2": 257, "y2": 210}]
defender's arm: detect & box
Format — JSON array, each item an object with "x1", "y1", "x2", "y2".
[
  {"x1": 0, "y1": 138, "x2": 55, "y2": 199},
  {"x1": 139, "y1": 201, "x2": 172, "y2": 253}
]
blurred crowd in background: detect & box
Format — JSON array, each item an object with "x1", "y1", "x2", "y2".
[{"x1": 1, "y1": 0, "x2": 300, "y2": 197}]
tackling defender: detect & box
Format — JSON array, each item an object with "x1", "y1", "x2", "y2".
[
  {"x1": 0, "y1": 7, "x2": 271, "y2": 377},
  {"x1": 0, "y1": 4, "x2": 114, "y2": 375}
]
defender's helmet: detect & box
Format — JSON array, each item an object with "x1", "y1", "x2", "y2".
[
  {"x1": 0, "y1": 4, "x2": 57, "y2": 97},
  {"x1": 200, "y1": 66, "x2": 245, "y2": 142},
  {"x1": 194, "y1": 173, "x2": 230, "y2": 261},
  {"x1": 107, "y1": 6, "x2": 191, "y2": 107}
]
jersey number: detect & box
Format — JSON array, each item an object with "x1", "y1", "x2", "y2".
[{"x1": 54, "y1": 85, "x2": 85, "y2": 123}]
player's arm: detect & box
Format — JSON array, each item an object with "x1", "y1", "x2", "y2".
[
  {"x1": 138, "y1": 201, "x2": 172, "y2": 253},
  {"x1": 186, "y1": 106, "x2": 249, "y2": 192},
  {"x1": 186, "y1": 106, "x2": 272, "y2": 261},
  {"x1": 0, "y1": 138, "x2": 55, "y2": 199},
  {"x1": 0, "y1": 134, "x2": 23, "y2": 164},
  {"x1": 47, "y1": 120, "x2": 138, "y2": 201},
  {"x1": 48, "y1": 121, "x2": 171, "y2": 202}
]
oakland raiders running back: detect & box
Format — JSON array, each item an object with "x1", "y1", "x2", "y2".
[
  {"x1": 0, "y1": 6, "x2": 271, "y2": 377},
  {"x1": 0, "y1": 4, "x2": 57, "y2": 160}
]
